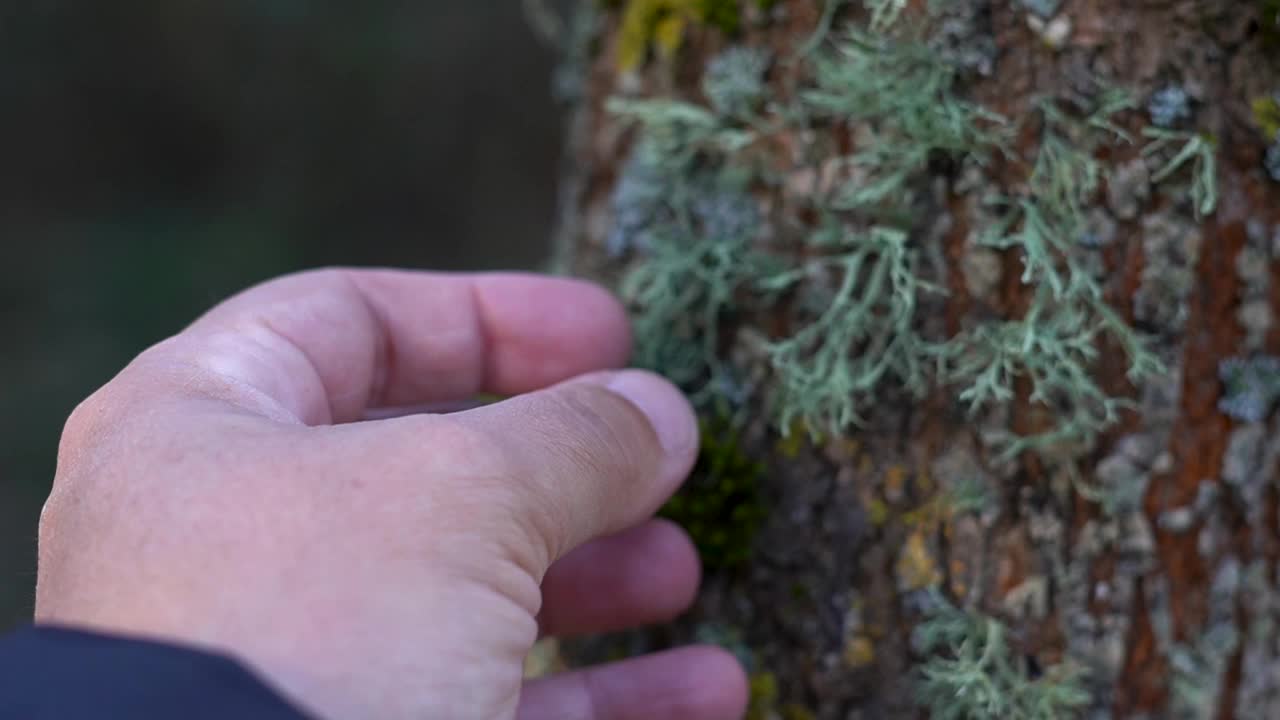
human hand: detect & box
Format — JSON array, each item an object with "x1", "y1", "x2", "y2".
[{"x1": 35, "y1": 270, "x2": 748, "y2": 720}]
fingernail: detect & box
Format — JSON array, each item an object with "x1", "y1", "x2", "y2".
[{"x1": 605, "y1": 370, "x2": 698, "y2": 460}]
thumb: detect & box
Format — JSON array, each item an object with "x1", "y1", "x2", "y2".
[{"x1": 447, "y1": 369, "x2": 699, "y2": 576}]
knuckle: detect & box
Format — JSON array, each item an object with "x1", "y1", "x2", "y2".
[{"x1": 56, "y1": 386, "x2": 124, "y2": 470}]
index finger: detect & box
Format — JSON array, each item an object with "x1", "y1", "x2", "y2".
[{"x1": 144, "y1": 269, "x2": 633, "y2": 425}]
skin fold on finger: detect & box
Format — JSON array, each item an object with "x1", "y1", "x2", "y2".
[
  {"x1": 165, "y1": 269, "x2": 632, "y2": 425},
  {"x1": 515, "y1": 647, "x2": 749, "y2": 720},
  {"x1": 538, "y1": 519, "x2": 701, "y2": 639},
  {"x1": 362, "y1": 399, "x2": 489, "y2": 420}
]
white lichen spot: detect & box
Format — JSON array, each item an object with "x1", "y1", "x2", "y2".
[
  {"x1": 1027, "y1": 14, "x2": 1072, "y2": 48},
  {"x1": 1107, "y1": 159, "x2": 1151, "y2": 220}
]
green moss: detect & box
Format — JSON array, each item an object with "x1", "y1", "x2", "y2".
[
  {"x1": 781, "y1": 706, "x2": 818, "y2": 720},
  {"x1": 700, "y1": 0, "x2": 744, "y2": 33},
  {"x1": 746, "y1": 672, "x2": 780, "y2": 720},
  {"x1": 1260, "y1": 0, "x2": 1280, "y2": 48},
  {"x1": 607, "y1": 0, "x2": 745, "y2": 71},
  {"x1": 1253, "y1": 95, "x2": 1280, "y2": 142},
  {"x1": 660, "y1": 417, "x2": 766, "y2": 568}
]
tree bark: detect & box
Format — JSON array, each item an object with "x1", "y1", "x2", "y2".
[{"x1": 548, "y1": 1, "x2": 1280, "y2": 717}]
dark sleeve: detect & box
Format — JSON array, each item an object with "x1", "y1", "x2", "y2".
[{"x1": 0, "y1": 625, "x2": 313, "y2": 719}]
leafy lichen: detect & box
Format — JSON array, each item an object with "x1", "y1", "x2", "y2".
[
  {"x1": 805, "y1": 29, "x2": 1008, "y2": 162},
  {"x1": 607, "y1": 13, "x2": 1179, "y2": 460},
  {"x1": 586, "y1": 2, "x2": 1236, "y2": 715},
  {"x1": 1142, "y1": 127, "x2": 1219, "y2": 219},
  {"x1": 914, "y1": 595, "x2": 1091, "y2": 719},
  {"x1": 607, "y1": 96, "x2": 768, "y2": 396},
  {"x1": 941, "y1": 95, "x2": 1164, "y2": 459},
  {"x1": 764, "y1": 225, "x2": 938, "y2": 437}
]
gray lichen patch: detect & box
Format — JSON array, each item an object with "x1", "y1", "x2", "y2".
[
  {"x1": 1106, "y1": 159, "x2": 1150, "y2": 221},
  {"x1": 1134, "y1": 210, "x2": 1202, "y2": 335},
  {"x1": 1235, "y1": 560, "x2": 1280, "y2": 717},
  {"x1": 1147, "y1": 85, "x2": 1193, "y2": 129},
  {"x1": 1169, "y1": 557, "x2": 1242, "y2": 719},
  {"x1": 1238, "y1": 220, "x2": 1275, "y2": 353},
  {"x1": 702, "y1": 46, "x2": 771, "y2": 120},
  {"x1": 1219, "y1": 356, "x2": 1280, "y2": 424}
]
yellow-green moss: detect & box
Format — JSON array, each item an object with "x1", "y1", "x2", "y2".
[
  {"x1": 1260, "y1": 0, "x2": 1280, "y2": 48},
  {"x1": 607, "y1": 0, "x2": 744, "y2": 71},
  {"x1": 781, "y1": 706, "x2": 818, "y2": 720},
  {"x1": 746, "y1": 672, "x2": 780, "y2": 720},
  {"x1": 660, "y1": 416, "x2": 766, "y2": 568},
  {"x1": 1253, "y1": 95, "x2": 1280, "y2": 142}
]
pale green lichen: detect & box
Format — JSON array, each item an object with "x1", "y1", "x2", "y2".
[
  {"x1": 608, "y1": 95, "x2": 772, "y2": 399},
  {"x1": 864, "y1": 0, "x2": 908, "y2": 33},
  {"x1": 940, "y1": 95, "x2": 1164, "y2": 459},
  {"x1": 1142, "y1": 127, "x2": 1219, "y2": 219},
  {"x1": 914, "y1": 594, "x2": 1091, "y2": 719},
  {"x1": 764, "y1": 224, "x2": 939, "y2": 437},
  {"x1": 763, "y1": 29, "x2": 1004, "y2": 437},
  {"x1": 703, "y1": 46, "x2": 771, "y2": 120},
  {"x1": 608, "y1": 4, "x2": 1180, "y2": 462},
  {"x1": 587, "y1": 4, "x2": 1232, "y2": 716},
  {"x1": 805, "y1": 29, "x2": 1008, "y2": 160}
]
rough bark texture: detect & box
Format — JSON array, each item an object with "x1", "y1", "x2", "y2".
[{"x1": 545, "y1": 1, "x2": 1280, "y2": 717}]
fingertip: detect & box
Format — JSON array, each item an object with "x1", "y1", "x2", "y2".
[
  {"x1": 536, "y1": 519, "x2": 702, "y2": 638},
  {"x1": 549, "y1": 276, "x2": 634, "y2": 363},
  {"x1": 602, "y1": 370, "x2": 700, "y2": 488},
  {"x1": 644, "y1": 519, "x2": 703, "y2": 613},
  {"x1": 686, "y1": 645, "x2": 752, "y2": 720},
  {"x1": 476, "y1": 274, "x2": 633, "y2": 388},
  {"x1": 516, "y1": 646, "x2": 751, "y2": 720}
]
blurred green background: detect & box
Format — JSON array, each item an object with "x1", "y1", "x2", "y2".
[{"x1": 1, "y1": 2, "x2": 563, "y2": 628}]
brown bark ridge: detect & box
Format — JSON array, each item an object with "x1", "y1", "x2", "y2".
[{"x1": 549, "y1": 0, "x2": 1280, "y2": 717}]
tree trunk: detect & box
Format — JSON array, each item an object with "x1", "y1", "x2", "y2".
[{"x1": 545, "y1": 1, "x2": 1280, "y2": 717}]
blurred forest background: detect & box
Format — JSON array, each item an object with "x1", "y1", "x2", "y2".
[{"x1": 0, "y1": 2, "x2": 564, "y2": 628}]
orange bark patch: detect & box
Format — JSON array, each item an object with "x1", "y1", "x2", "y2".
[{"x1": 1125, "y1": 210, "x2": 1247, "y2": 712}]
